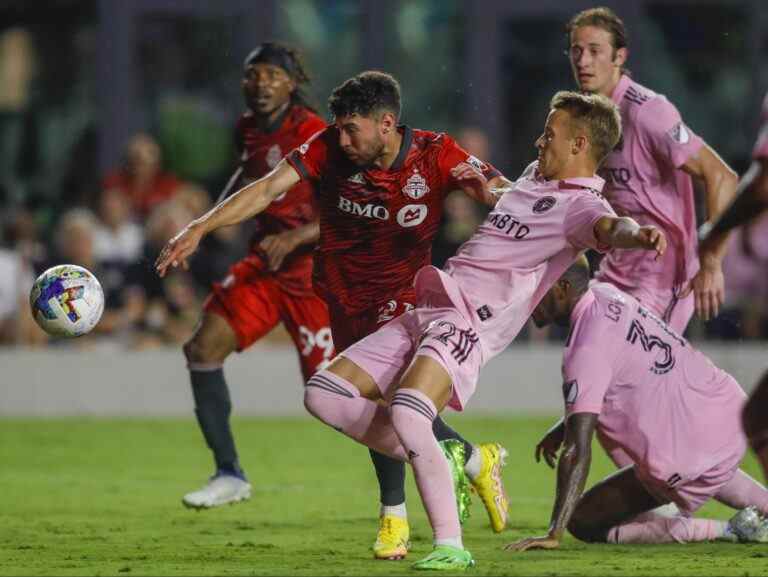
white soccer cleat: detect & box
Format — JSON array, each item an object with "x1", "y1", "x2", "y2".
[
  {"x1": 727, "y1": 506, "x2": 768, "y2": 543},
  {"x1": 182, "y1": 474, "x2": 252, "y2": 509}
]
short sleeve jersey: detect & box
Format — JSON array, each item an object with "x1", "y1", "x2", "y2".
[
  {"x1": 752, "y1": 92, "x2": 768, "y2": 160},
  {"x1": 562, "y1": 283, "x2": 746, "y2": 487},
  {"x1": 286, "y1": 126, "x2": 500, "y2": 315},
  {"x1": 436, "y1": 161, "x2": 616, "y2": 361},
  {"x1": 596, "y1": 75, "x2": 704, "y2": 292},
  {"x1": 235, "y1": 105, "x2": 326, "y2": 295}
]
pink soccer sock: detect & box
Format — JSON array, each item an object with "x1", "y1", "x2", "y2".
[
  {"x1": 390, "y1": 388, "x2": 461, "y2": 543},
  {"x1": 714, "y1": 468, "x2": 768, "y2": 515},
  {"x1": 606, "y1": 513, "x2": 726, "y2": 544},
  {"x1": 304, "y1": 370, "x2": 407, "y2": 461}
]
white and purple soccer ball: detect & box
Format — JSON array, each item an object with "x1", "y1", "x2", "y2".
[{"x1": 29, "y1": 264, "x2": 104, "y2": 337}]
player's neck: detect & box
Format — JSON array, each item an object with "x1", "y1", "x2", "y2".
[
  {"x1": 601, "y1": 71, "x2": 623, "y2": 99},
  {"x1": 374, "y1": 130, "x2": 404, "y2": 170},
  {"x1": 550, "y1": 162, "x2": 596, "y2": 181},
  {"x1": 257, "y1": 101, "x2": 291, "y2": 131}
]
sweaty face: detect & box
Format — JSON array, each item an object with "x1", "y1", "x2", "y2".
[
  {"x1": 535, "y1": 109, "x2": 575, "y2": 180},
  {"x1": 569, "y1": 25, "x2": 623, "y2": 97},
  {"x1": 335, "y1": 114, "x2": 386, "y2": 166},
  {"x1": 242, "y1": 62, "x2": 294, "y2": 117}
]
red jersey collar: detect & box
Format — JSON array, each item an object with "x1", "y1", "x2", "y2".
[{"x1": 388, "y1": 126, "x2": 413, "y2": 171}]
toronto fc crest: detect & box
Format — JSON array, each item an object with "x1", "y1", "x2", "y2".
[{"x1": 402, "y1": 170, "x2": 429, "y2": 199}]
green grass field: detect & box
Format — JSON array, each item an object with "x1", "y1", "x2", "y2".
[{"x1": 1, "y1": 415, "x2": 767, "y2": 576}]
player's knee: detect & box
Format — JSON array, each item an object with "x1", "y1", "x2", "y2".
[
  {"x1": 567, "y1": 516, "x2": 607, "y2": 543},
  {"x1": 303, "y1": 370, "x2": 358, "y2": 426},
  {"x1": 183, "y1": 329, "x2": 230, "y2": 365}
]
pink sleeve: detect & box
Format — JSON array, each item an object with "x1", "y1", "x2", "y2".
[
  {"x1": 638, "y1": 97, "x2": 704, "y2": 169},
  {"x1": 286, "y1": 127, "x2": 330, "y2": 181},
  {"x1": 564, "y1": 193, "x2": 616, "y2": 252},
  {"x1": 562, "y1": 310, "x2": 614, "y2": 416}
]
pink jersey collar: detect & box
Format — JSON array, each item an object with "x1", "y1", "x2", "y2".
[
  {"x1": 558, "y1": 174, "x2": 606, "y2": 193},
  {"x1": 609, "y1": 74, "x2": 632, "y2": 106},
  {"x1": 570, "y1": 288, "x2": 596, "y2": 327}
]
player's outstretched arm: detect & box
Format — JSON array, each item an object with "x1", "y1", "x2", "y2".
[
  {"x1": 155, "y1": 160, "x2": 300, "y2": 277},
  {"x1": 593, "y1": 216, "x2": 667, "y2": 257},
  {"x1": 505, "y1": 412, "x2": 598, "y2": 552}
]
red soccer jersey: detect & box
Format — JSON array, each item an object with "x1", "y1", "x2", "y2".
[
  {"x1": 236, "y1": 105, "x2": 326, "y2": 295},
  {"x1": 286, "y1": 125, "x2": 500, "y2": 315}
]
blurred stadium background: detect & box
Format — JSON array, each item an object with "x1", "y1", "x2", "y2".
[{"x1": 0, "y1": 0, "x2": 766, "y2": 410}]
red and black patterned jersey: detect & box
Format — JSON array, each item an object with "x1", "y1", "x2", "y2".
[
  {"x1": 286, "y1": 125, "x2": 501, "y2": 315},
  {"x1": 235, "y1": 105, "x2": 326, "y2": 295}
]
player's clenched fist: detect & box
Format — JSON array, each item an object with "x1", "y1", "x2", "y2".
[
  {"x1": 634, "y1": 225, "x2": 666, "y2": 259},
  {"x1": 155, "y1": 223, "x2": 205, "y2": 277}
]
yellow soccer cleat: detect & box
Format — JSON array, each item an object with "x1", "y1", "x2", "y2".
[
  {"x1": 470, "y1": 443, "x2": 509, "y2": 533},
  {"x1": 373, "y1": 515, "x2": 410, "y2": 560}
]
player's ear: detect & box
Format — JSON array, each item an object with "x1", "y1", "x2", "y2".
[
  {"x1": 613, "y1": 46, "x2": 628, "y2": 68},
  {"x1": 572, "y1": 135, "x2": 588, "y2": 156},
  {"x1": 380, "y1": 111, "x2": 397, "y2": 134}
]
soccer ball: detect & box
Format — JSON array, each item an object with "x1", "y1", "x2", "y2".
[{"x1": 29, "y1": 264, "x2": 105, "y2": 337}]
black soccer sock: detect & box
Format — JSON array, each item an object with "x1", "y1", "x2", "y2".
[
  {"x1": 369, "y1": 449, "x2": 406, "y2": 506},
  {"x1": 432, "y1": 416, "x2": 474, "y2": 463},
  {"x1": 189, "y1": 367, "x2": 244, "y2": 479}
]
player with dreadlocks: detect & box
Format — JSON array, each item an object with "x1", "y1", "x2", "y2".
[{"x1": 180, "y1": 42, "x2": 333, "y2": 509}]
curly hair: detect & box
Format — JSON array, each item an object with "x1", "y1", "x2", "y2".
[{"x1": 328, "y1": 71, "x2": 401, "y2": 119}]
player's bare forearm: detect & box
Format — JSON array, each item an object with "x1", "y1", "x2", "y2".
[
  {"x1": 196, "y1": 160, "x2": 300, "y2": 235},
  {"x1": 289, "y1": 220, "x2": 320, "y2": 248},
  {"x1": 594, "y1": 216, "x2": 666, "y2": 256},
  {"x1": 547, "y1": 413, "x2": 597, "y2": 539},
  {"x1": 683, "y1": 145, "x2": 739, "y2": 263},
  {"x1": 486, "y1": 176, "x2": 515, "y2": 207},
  {"x1": 700, "y1": 159, "x2": 768, "y2": 255}
]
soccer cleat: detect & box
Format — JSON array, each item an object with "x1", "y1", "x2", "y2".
[
  {"x1": 727, "y1": 506, "x2": 768, "y2": 543},
  {"x1": 373, "y1": 515, "x2": 410, "y2": 560},
  {"x1": 439, "y1": 439, "x2": 472, "y2": 525},
  {"x1": 182, "y1": 473, "x2": 252, "y2": 509},
  {"x1": 412, "y1": 545, "x2": 475, "y2": 571},
  {"x1": 469, "y1": 443, "x2": 510, "y2": 533}
]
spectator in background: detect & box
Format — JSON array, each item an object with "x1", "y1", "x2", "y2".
[
  {"x1": 102, "y1": 133, "x2": 183, "y2": 219},
  {"x1": 49, "y1": 208, "x2": 145, "y2": 345},
  {"x1": 432, "y1": 126, "x2": 492, "y2": 268},
  {"x1": 134, "y1": 200, "x2": 201, "y2": 348},
  {"x1": 93, "y1": 187, "x2": 144, "y2": 264}
]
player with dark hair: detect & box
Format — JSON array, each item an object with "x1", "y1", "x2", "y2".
[
  {"x1": 179, "y1": 42, "x2": 332, "y2": 509},
  {"x1": 158, "y1": 70, "x2": 512, "y2": 560},
  {"x1": 698, "y1": 92, "x2": 768, "y2": 482},
  {"x1": 507, "y1": 258, "x2": 768, "y2": 552}
]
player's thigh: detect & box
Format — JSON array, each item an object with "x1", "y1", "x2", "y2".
[
  {"x1": 201, "y1": 272, "x2": 281, "y2": 354},
  {"x1": 333, "y1": 314, "x2": 416, "y2": 402},
  {"x1": 397, "y1": 356, "x2": 454, "y2": 411},
  {"x1": 279, "y1": 291, "x2": 335, "y2": 381},
  {"x1": 568, "y1": 465, "x2": 662, "y2": 542},
  {"x1": 184, "y1": 311, "x2": 239, "y2": 364}
]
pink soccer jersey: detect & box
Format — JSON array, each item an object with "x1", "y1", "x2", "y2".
[
  {"x1": 562, "y1": 282, "x2": 747, "y2": 512},
  {"x1": 752, "y1": 92, "x2": 768, "y2": 160},
  {"x1": 596, "y1": 75, "x2": 704, "y2": 305},
  {"x1": 435, "y1": 161, "x2": 616, "y2": 362},
  {"x1": 343, "y1": 161, "x2": 617, "y2": 411}
]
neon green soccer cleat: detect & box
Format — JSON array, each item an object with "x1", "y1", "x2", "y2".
[
  {"x1": 439, "y1": 439, "x2": 472, "y2": 525},
  {"x1": 470, "y1": 443, "x2": 509, "y2": 532},
  {"x1": 412, "y1": 545, "x2": 475, "y2": 571},
  {"x1": 373, "y1": 514, "x2": 410, "y2": 560}
]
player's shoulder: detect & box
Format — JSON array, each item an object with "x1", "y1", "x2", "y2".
[
  {"x1": 410, "y1": 128, "x2": 454, "y2": 151},
  {"x1": 566, "y1": 286, "x2": 625, "y2": 352},
  {"x1": 622, "y1": 78, "x2": 681, "y2": 124},
  {"x1": 291, "y1": 106, "x2": 326, "y2": 130}
]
